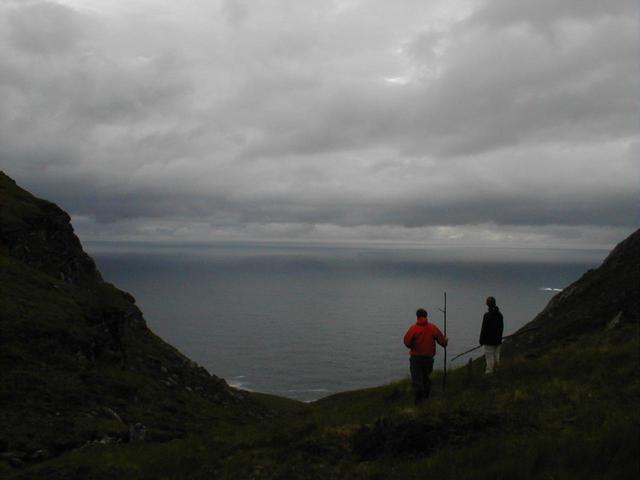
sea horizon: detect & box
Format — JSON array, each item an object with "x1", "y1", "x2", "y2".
[{"x1": 90, "y1": 241, "x2": 608, "y2": 401}]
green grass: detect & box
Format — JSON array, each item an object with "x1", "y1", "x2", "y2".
[
  {"x1": 0, "y1": 250, "x2": 261, "y2": 461},
  {"x1": 6, "y1": 321, "x2": 637, "y2": 479}
]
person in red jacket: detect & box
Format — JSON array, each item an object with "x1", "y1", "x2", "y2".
[{"x1": 403, "y1": 308, "x2": 448, "y2": 404}]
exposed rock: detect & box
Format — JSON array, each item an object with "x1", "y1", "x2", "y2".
[
  {"x1": 104, "y1": 407, "x2": 124, "y2": 424},
  {"x1": 505, "y1": 228, "x2": 640, "y2": 353},
  {"x1": 0, "y1": 172, "x2": 102, "y2": 286},
  {"x1": 1, "y1": 451, "x2": 27, "y2": 469},
  {"x1": 129, "y1": 423, "x2": 148, "y2": 442}
]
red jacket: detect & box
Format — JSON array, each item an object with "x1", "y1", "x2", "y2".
[{"x1": 404, "y1": 316, "x2": 448, "y2": 357}]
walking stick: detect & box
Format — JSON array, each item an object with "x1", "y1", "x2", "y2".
[
  {"x1": 450, "y1": 344, "x2": 481, "y2": 362},
  {"x1": 449, "y1": 326, "x2": 541, "y2": 362},
  {"x1": 439, "y1": 291, "x2": 447, "y2": 390}
]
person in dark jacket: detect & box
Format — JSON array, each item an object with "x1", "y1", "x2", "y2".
[
  {"x1": 404, "y1": 308, "x2": 448, "y2": 404},
  {"x1": 479, "y1": 296, "x2": 504, "y2": 374}
]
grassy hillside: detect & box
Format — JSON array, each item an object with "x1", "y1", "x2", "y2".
[
  {"x1": 0, "y1": 252, "x2": 253, "y2": 461},
  {"x1": 5, "y1": 321, "x2": 638, "y2": 479},
  {"x1": 1, "y1": 172, "x2": 258, "y2": 470}
]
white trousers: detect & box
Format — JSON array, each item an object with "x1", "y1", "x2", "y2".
[{"x1": 484, "y1": 345, "x2": 501, "y2": 374}]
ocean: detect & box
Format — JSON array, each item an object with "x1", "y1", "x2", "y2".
[{"x1": 89, "y1": 241, "x2": 606, "y2": 402}]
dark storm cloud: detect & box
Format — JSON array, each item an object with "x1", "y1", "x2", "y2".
[
  {"x1": 469, "y1": 0, "x2": 636, "y2": 28},
  {"x1": 242, "y1": 4, "x2": 638, "y2": 158},
  {"x1": 0, "y1": 0, "x2": 637, "y2": 246},
  {"x1": 42, "y1": 169, "x2": 636, "y2": 231}
]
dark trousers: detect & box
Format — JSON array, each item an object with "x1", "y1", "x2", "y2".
[{"x1": 409, "y1": 355, "x2": 434, "y2": 404}]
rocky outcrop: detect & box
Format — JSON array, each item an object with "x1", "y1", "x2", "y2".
[
  {"x1": 505, "y1": 228, "x2": 640, "y2": 352},
  {"x1": 0, "y1": 172, "x2": 102, "y2": 285}
]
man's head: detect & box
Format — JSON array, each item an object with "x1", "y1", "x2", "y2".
[
  {"x1": 416, "y1": 308, "x2": 428, "y2": 318},
  {"x1": 486, "y1": 296, "x2": 496, "y2": 308}
]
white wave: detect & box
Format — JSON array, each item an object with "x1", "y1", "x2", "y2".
[
  {"x1": 228, "y1": 376, "x2": 253, "y2": 391},
  {"x1": 229, "y1": 383, "x2": 255, "y2": 392},
  {"x1": 285, "y1": 388, "x2": 331, "y2": 393}
]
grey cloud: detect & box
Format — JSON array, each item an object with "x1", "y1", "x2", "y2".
[
  {"x1": 0, "y1": 0, "x2": 637, "y2": 247},
  {"x1": 227, "y1": 6, "x2": 637, "y2": 160},
  {"x1": 36, "y1": 170, "x2": 636, "y2": 230},
  {"x1": 469, "y1": 0, "x2": 636, "y2": 29},
  {"x1": 396, "y1": 13, "x2": 638, "y2": 155},
  {"x1": 7, "y1": 1, "x2": 82, "y2": 55},
  {"x1": 220, "y1": 0, "x2": 250, "y2": 26}
]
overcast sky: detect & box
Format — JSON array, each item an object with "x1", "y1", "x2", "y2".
[{"x1": 0, "y1": 0, "x2": 638, "y2": 248}]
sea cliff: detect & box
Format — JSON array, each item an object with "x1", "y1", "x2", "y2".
[{"x1": 1, "y1": 172, "x2": 638, "y2": 479}]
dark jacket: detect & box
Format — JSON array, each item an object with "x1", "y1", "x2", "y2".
[{"x1": 479, "y1": 306, "x2": 504, "y2": 346}]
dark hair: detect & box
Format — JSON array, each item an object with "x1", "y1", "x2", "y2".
[
  {"x1": 486, "y1": 296, "x2": 496, "y2": 307},
  {"x1": 416, "y1": 308, "x2": 428, "y2": 318}
]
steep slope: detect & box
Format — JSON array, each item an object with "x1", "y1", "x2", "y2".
[
  {"x1": 0, "y1": 172, "x2": 250, "y2": 467},
  {"x1": 0, "y1": 173, "x2": 102, "y2": 285},
  {"x1": 505, "y1": 227, "x2": 640, "y2": 353}
]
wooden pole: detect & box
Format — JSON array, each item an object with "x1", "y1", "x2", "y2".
[{"x1": 442, "y1": 291, "x2": 447, "y2": 390}]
